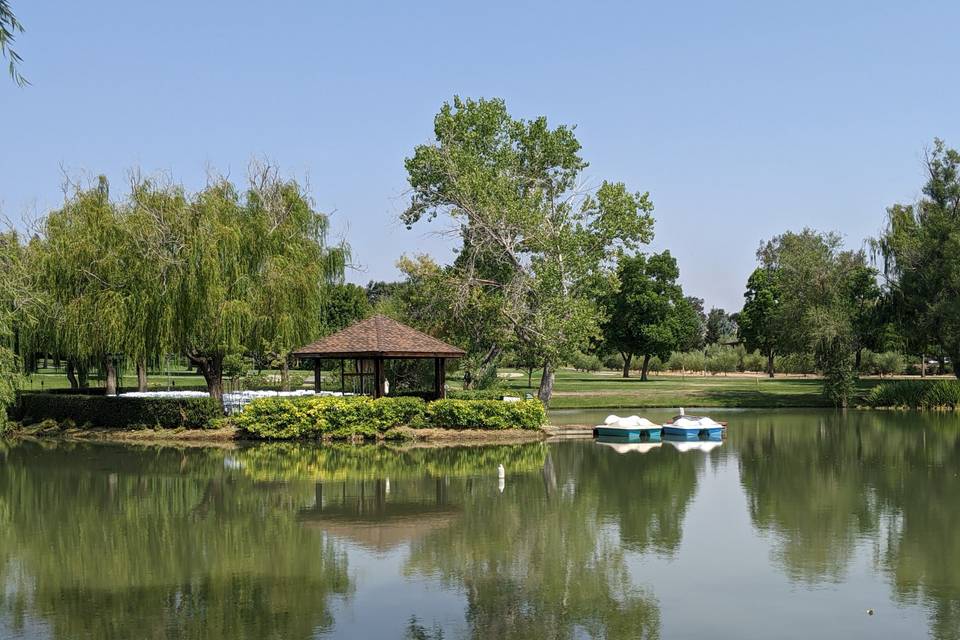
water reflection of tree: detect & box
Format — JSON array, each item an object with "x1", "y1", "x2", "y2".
[
  {"x1": 400, "y1": 441, "x2": 707, "y2": 639},
  {"x1": 578, "y1": 444, "x2": 700, "y2": 555},
  {"x1": 735, "y1": 411, "x2": 960, "y2": 639},
  {"x1": 0, "y1": 441, "x2": 351, "y2": 640}
]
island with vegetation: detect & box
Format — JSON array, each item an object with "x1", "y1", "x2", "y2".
[{"x1": 2, "y1": 99, "x2": 960, "y2": 442}]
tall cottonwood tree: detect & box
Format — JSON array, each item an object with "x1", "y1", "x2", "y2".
[{"x1": 402, "y1": 96, "x2": 655, "y2": 405}]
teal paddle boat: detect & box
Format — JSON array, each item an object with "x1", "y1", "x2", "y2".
[
  {"x1": 593, "y1": 415, "x2": 662, "y2": 441},
  {"x1": 661, "y1": 409, "x2": 726, "y2": 440}
]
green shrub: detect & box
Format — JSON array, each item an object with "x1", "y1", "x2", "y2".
[
  {"x1": 13, "y1": 392, "x2": 222, "y2": 429},
  {"x1": 876, "y1": 351, "x2": 906, "y2": 377},
  {"x1": 237, "y1": 395, "x2": 428, "y2": 439},
  {"x1": 741, "y1": 350, "x2": 767, "y2": 372},
  {"x1": 666, "y1": 350, "x2": 705, "y2": 373},
  {"x1": 866, "y1": 380, "x2": 960, "y2": 409},
  {"x1": 705, "y1": 345, "x2": 739, "y2": 375},
  {"x1": 601, "y1": 353, "x2": 625, "y2": 371},
  {"x1": 425, "y1": 399, "x2": 545, "y2": 430},
  {"x1": 236, "y1": 396, "x2": 545, "y2": 439},
  {"x1": 448, "y1": 389, "x2": 513, "y2": 401},
  {"x1": 569, "y1": 351, "x2": 602, "y2": 372}
]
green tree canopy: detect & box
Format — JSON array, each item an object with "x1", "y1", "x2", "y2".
[
  {"x1": 171, "y1": 166, "x2": 347, "y2": 403},
  {"x1": 738, "y1": 267, "x2": 781, "y2": 376},
  {"x1": 402, "y1": 96, "x2": 655, "y2": 404},
  {"x1": 875, "y1": 139, "x2": 960, "y2": 378},
  {"x1": 601, "y1": 251, "x2": 700, "y2": 380},
  {"x1": 705, "y1": 307, "x2": 738, "y2": 345}
]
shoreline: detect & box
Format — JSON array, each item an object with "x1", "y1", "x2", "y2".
[{"x1": 3, "y1": 423, "x2": 550, "y2": 447}]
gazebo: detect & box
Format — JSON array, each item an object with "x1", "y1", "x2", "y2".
[{"x1": 293, "y1": 314, "x2": 465, "y2": 399}]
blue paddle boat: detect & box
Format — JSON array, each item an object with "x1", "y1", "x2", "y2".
[
  {"x1": 661, "y1": 409, "x2": 726, "y2": 440},
  {"x1": 593, "y1": 415, "x2": 662, "y2": 441}
]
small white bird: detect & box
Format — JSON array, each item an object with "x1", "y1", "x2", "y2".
[{"x1": 497, "y1": 464, "x2": 505, "y2": 479}]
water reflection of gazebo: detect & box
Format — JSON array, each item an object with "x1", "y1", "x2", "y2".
[
  {"x1": 298, "y1": 478, "x2": 461, "y2": 552},
  {"x1": 293, "y1": 315, "x2": 465, "y2": 399}
]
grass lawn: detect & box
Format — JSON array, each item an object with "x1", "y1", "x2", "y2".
[
  {"x1": 18, "y1": 365, "x2": 325, "y2": 393},
  {"x1": 494, "y1": 368, "x2": 886, "y2": 409}
]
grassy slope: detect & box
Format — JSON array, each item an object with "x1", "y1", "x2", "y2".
[{"x1": 495, "y1": 369, "x2": 885, "y2": 409}]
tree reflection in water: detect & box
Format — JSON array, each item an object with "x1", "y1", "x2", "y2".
[
  {"x1": 736, "y1": 411, "x2": 960, "y2": 639},
  {"x1": 0, "y1": 441, "x2": 351, "y2": 640}
]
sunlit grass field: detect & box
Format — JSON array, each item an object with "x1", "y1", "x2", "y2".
[
  {"x1": 494, "y1": 368, "x2": 887, "y2": 409},
  {"x1": 22, "y1": 363, "x2": 895, "y2": 409}
]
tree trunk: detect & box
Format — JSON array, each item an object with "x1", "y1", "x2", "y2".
[
  {"x1": 766, "y1": 350, "x2": 775, "y2": 378},
  {"x1": 103, "y1": 356, "x2": 118, "y2": 396},
  {"x1": 281, "y1": 356, "x2": 290, "y2": 391},
  {"x1": 920, "y1": 353, "x2": 926, "y2": 378},
  {"x1": 189, "y1": 352, "x2": 225, "y2": 412},
  {"x1": 136, "y1": 359, "x2": 148, "y2": 392},
  {"x1": 537, "y1": 360, "x2": 555, "y2": 406},
  {"x1": 938, "y1": 354, "x2": 946, "y2": 376},
  {"x1": 640, "y1": 353, "x2": 651, "y2": 381},
  {"x1": 78, "y1": 365, "x2": 89, "y2": 388},
  {"x1": 621, "y1": 352, "x2": 633, "y2": 378},
  {"x1": 66, "y1": 360, "x2": 79, "y2": 390},
  {"x1": 527, "y1": 366, "x2": 533, "y2": 389},
  {"x1": 855, "y1": 347, "x2": 862, "y2": 372}
]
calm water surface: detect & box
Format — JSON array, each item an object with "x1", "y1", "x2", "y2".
[{"x1": 1, "y1": 409, "x2": 959, "y2": 639}]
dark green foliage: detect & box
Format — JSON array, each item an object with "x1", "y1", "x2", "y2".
[
  {"x1": 876, "y1": 140, "x2": 960, "y2": 378},
  {"x1": 425, "y1": 399, "x2": 546, "y2": 430},
  {"x1": 447, "y1": 389, "x2": 512, "y2": 401},
  {"x1": 738, "y1": 267, "x2": 781, "y2": 375},
  {"x1": 866, "y1": 380, "x2": 960, "y2": 409},
  {"x1": 601, "y1": 251, "x2": 700, "y2": 380},
  {"x1": 705, "y1": 307, "x2": 737, "y2": 345},
  {"x1": 320, "y1": 283, "x2": 372, "y2": 333},
  {"x1": 14, "y1": 393, "x2": 222, "y2": 429},
  {"x1": 236, "y1": 396, "x2": 546, "y2": 439}
]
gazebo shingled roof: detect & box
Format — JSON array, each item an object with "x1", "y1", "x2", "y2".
[
  {"x1": 294, "y1": 315, "x2": 464, "y2": 399},
  {"x1": 293, "y1": 314, "x2": 465, "y2": 359}
]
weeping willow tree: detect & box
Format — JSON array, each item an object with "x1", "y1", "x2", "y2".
[
  {"x1": 0, "y1": 231, "x2": 29, "y2": 427},
  {"x1": 124, "y1": 175, "x2": 188, "y2": 391},
  {"x1": 172, "y1": 165, "x2": 346, "y2": 405},
  {"x1": 29, "y1": 177, "x2": 133, "y2": 394}
]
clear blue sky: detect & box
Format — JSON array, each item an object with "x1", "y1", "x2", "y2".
[{"x1": 4, "y1": 1, "x2": 959, "y2": 311}]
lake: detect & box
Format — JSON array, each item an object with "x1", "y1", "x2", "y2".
[{"x1": 1, "y1": 409, "x2": 958, "y2": 639}]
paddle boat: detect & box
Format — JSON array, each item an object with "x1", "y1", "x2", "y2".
[
  {"x1": 593, "y1": 414, "x2": 662, "y2": 441},
  {"x1": 661, "y1": 409, "x2": 726, "y2": 440},
  {"x1": 595, "y1": 437, "x2": 663, "y2": 454}
]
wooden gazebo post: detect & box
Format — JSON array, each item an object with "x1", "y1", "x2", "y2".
[
  {"x1": 374, "y1": 357, "x2": 385, "y2": 398},
  {"x1": 434, "y1": 357, "x2": 446, "y2": 400}
]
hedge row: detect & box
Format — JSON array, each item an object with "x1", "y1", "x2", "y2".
[
  {"x1": 865, "y1": 380, "x2": 960, "y2": 409},
  {"x1": 14, "y1": 392, "x2": 223, "y2": 429},
  {"x1": 235, "y1": 396, "x2": 546, "y2": 440}
]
